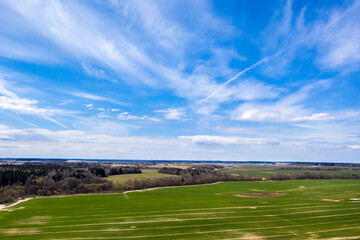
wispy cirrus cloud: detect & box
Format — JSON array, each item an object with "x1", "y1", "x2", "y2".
[
  {"x1": 0, "y1": 0, "x2": 248, "y2": 104},
  {"x1": 71, "y1": 92, "x2": 128, "y2": 106},
  {"x1": 0, "y1": 79, "x2": 68, "y2": 128},
  {"x1": 81, "y1": 64, "x2": 113, "y2": 82},
  {"x1": 317, "y1": 1, "x2": 360, "y2": 69},
  {"x1": 261, "y1": 0, "x2": 360, "y2": 77},
  {"x1": 0, "y1": 0, "x2": 359, "y2": 161}
]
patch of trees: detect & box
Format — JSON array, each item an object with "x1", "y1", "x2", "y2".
[
  {"x1": 0, "y1": 163, "x2": 140, "y2": 203},
  {"x1": 190, "y1": 164, "x2": 224, "y2": 171},
  {"x1": 278, "y1": 166, "x2": 346, "y2": 171},
  {"x1": 289, "y1": 162, "x2": 360, "y2": 167},
  {"x1": 0, "y1": 173, "x2": 113, "y2": 204},
  {"x1": 268, "y1": 172, "x2": 360, "y2": 180},
  {"x1": 115, "y1": 168, "x2": 262, "y2": 192},
  {"x1": 0, "y1": 164, "x2": 72, "y2": 186},
  {"x1": 159, "y1": 167, "x2": 262, "y2": 184},
  {"x1": 90, "y1": 166, "x2": 142, "y2": 177},
  {"x1": 0, "y1": 164, "x2": 142, "y2": 186},
  {"x1": 116, "y1": 177, "x2": 183, "y2": 191},
  {"x1": 109, "y1": 166, "x2": 142, "y2": 175},
  {"x1": 1, "y1": 164, "x2": 360, "y2": 204}
]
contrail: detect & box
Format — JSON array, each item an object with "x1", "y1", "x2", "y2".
[
  {"x1": 198, "y1": 56, "x2": 270, "y2": 103},
  {"x1": 198, "y1": 0, "x2": 360, "y2": 105},
  {"x1": 42, "y1": 115, "x2": 69, "y2": 129}
]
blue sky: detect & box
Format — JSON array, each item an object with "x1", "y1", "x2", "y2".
[{"x1": 0, "y1": 0, "x2": 359, "y2": 162}]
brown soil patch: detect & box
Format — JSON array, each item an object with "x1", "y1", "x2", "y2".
[
  {"x1": 242, "y1": 232, "x2": 264, "y2": 239},
  {"x1": 105, "y1": 228, "x2": 121, "y2": 232},
  {"x1": 322, "y1": 199, "x2": 340, "y2": 202},
  {"x1": 2, "y1": 228, "x2": 39, "y2": 235},
  {"x1": 17, "y1": 216, "x2": 51, "y2": 225},
  {"x1": 235, "y1": 192, "x2": 287, "y2": 198},
  {"x1": 228, "y1": 230, "x2": 264, "y2": 239}
]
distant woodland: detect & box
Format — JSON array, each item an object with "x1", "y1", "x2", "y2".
[
  {"x1": 1, "y1": 163, "x2": 360, "y2": 203},
  {"x1": 0, "y1": 163, "x2": 140, "y2": 203}
]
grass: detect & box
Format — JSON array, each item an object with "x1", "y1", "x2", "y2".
[
  {"x1": 222, "y1": 164, "x2": 360, "y2": 177},
  {"x1": 226, "y1": 169, "x2": 360, "y2": 177},
  {"x1": 106, "y1": 170, "x2": 179, "y2": 183},
  {"x1": 0, "y1": 179, "x2": 359, "y2": 239}
]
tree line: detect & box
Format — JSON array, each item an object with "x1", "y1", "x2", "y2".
[
  {"x1": 1, "y1": 164, "x2": 360, "y2": 204},
  {"x1": 268, "y1": 171, "x2": 360, "y2": 180},
  {"x1": 0, "y1": 163, "x2": 140, "y2": 203},
  {"x1": 278, "y1": 166, "x2": 360, "y2": 171},
  {"x1": 289, "y1": 162, "x2": 360, "y2": 167},
  {"x1": 190, "y1": 164, "x2": 225, "y2": 171}
]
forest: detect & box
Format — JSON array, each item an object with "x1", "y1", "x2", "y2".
[
  {"x1": 1, "y1": 163, "x2": 360, "y2": 204},
  {"x1": 0, "y1": 163, "x2": 140, "y2": 203}
]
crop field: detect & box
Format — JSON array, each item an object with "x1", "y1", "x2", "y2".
[
  {"x1": 106, "y1": 170, "x2": 180, "y2": 183},
  {"x1": 222, "y1": 165, "x2": 360, "y2": 177},
  {"x1": 0, "y1": 179, "x2": 359, "y2": 239}
]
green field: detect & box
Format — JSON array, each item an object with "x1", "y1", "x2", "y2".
[
  {"x1": 226, "y1": 169, "x2": 360, "y2": 177},
  {"x1": 106, "y1": 170, "x2": 180, "y2": 183},
  {"x1": 0, "y1": 179, "x2": 359, "y2": 239},
  {"x1": 223, "y1": 165, "x2": 360, "y2": 177}
]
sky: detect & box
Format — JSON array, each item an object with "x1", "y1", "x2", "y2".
[{"x1": 0, "y1": 0, "x2": 359, "y2": 162}]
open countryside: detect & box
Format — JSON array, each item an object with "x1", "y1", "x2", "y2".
[
  {"x1": 1, "y1": 179, "x2": 359, "y2": 239},
  {"x1": 106, "y1": 170, "x2": 180, "y2": 183},
  {"x1": 221, "y1": 164, "x2": 360, "y2": 178},
  {"x1": 1, "y1": 0, "x2": 360, "y2": 239}
]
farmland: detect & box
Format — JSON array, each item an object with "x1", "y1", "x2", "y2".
[
  {"x1": 106, "y1": 170, "x2": 180, "y2": 183},
  {"x1": 221, "y1": 164, "x2": 360, "y2": 178},
  {"x1": 0, "y1": 179, "x2": 359, "y2": 239}
]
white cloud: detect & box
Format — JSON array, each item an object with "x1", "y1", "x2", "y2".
[
  {"x1": 289, "y1": 113, "x2": 335, "y2": 122},
  {"x1": 233, "y1": 109, "x2": 281, "y2": 121},
  {"x1": 348, "y1": 145, "x2": 360, "y2": 149},
  {"x1": 116, "y1": 0, "x2": 190, "y2": 52},
  {"x1": 231, "y1": 80, "x2": 334, "y2": 122},
  {"x1": 117, "y1": 112, "x2": 162, "y2": 122},
  {"x1": 97, "y1": 113, "x2": 110, "y2": 118},
  {"x1": 0, "y1": 125, "x2": 358, "y2": 161},
  {"x1": 0, "y1": 0, "x2": 252, "y2": 107},
  {"x1": 71, "y1": 92, "x2": 127, "y2": 105},
  {"x1": 179, "y1": 135, "x2": 278, "y2": 145},
  {"x1": 233, "y1": 110, "x2": 335, "y2": 122},
  {"x1": 1, "y1": 0, "x2": 159, "y2": 86},
  {"x1": 84, "y1": 103, "x2": 94, "y2": 109},
  {"x1": 0, "y1": 79, "x2": 68, "y2": 127},
  {"x1": 118, "y1": 108, "x2": 187, "y2": 121},
  {"x1": 0, "y1": 36, "x2": 58, "y2": 63},
  {"x1": 155, "y1": 107, "x2": 186, "y2": 120},
  {"x1": 261, "y1": 0, "x2": 360, "y2": 76},
  {"x1": 318, "y1": 3, "x2": 360, "y2": 69},
  {"x1": 81, "y1": 63, "x2": 113, "y2": 81}
]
